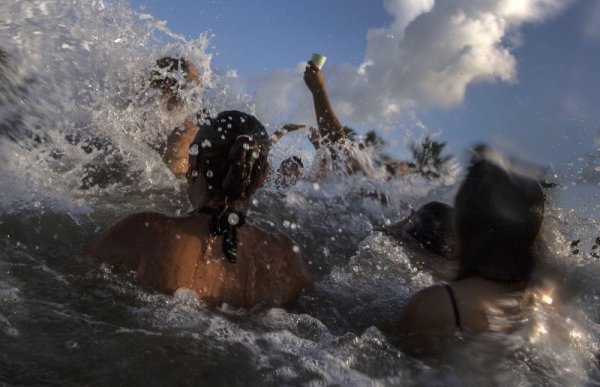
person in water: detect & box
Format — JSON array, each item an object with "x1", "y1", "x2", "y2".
[
  {"x1": 395, "y1": 150, "x2": 545, "y2": 346},
  {"x1": 387, "y1": 201, "x2": 455, "y2": 258},
  {"x1": 275, "y1": 156, "x2": 304, "y2": 189},
  {"x1": 86, "y1": 110, "x2": 313, "y2": 308},
  {"x1": 303, "y1": 61, "x2": 372, "y2": 177},
  {"x1": 153, "y1": 56, "x2": 305, "y2": 178},
  {"x1": 148, "y1": 56, "x2": 203, "y2": 178},
  {"x1": 75, "y1": 56, "x2": 202, "y2": 188}
]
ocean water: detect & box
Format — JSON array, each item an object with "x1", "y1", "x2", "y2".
[{"x1": 1, "y1": 1, "x2": 600, "y2": 385}]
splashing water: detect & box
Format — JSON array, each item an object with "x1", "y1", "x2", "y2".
[{"x1": 0, "y1": 1, "x2": 599, "y2": 385}]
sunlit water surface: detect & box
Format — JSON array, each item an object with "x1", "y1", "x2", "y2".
[{"x1": 1, "y1": 1, "x2": 599, "y2": 385}]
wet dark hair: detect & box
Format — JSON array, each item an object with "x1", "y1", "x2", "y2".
[
  {"x1": 189, "y1": 110, "x2": 270, "y2": 202},
  {"x1": 187, "y1": 111, "x2": 270, "y2": 263},
  {"x1": 280, "y1": 156, "x2": 303, "y2": 170},
  {"x1": 454, "y1": 158, "x2": 544, "y2": 283},
  {"x1": 149, "y1": 56, "x2": 194, "y2": 102},
  {"x1": 404, "y1": 201, "x2": 454, "y2": 257},
  {"x1": 275, "y1": 156, "x2": 304, "y2": 189}
]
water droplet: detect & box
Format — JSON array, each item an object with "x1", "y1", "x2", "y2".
[
  {"x1": 283, "y1": 220, "x2": 290, "y2": 228},
  {"x1": 312, "y1": 183, "x2": 320, "y2": 190},
  {"x1": 228, "y1": 116, "x2": 233, "y2": 120},
  {"x1": 243, "y1": 143, "x2": 250, "y2": 150},
  {"x1": 228, "y1": 212, "x2": 240, "y2": 226},
  {"x1": 240, "y1": 117, "x2": 246, "y2": 123},
  {"x1": 66, "y1": 341, "x2": 79, "y2": 349},
  {"x1": 175, "y1": 234, "x2": 181, "y2": 239},
  {"x1": 227, "y1": 123, "x2": 232, "y2": 129},
  {"x1": 385, "y1": 219, "x2": 391, "y2": 226},
  {"x1": 191, "y1": 170, "x2": 198, "y2": 177},
  {"x1": 292, "y1": 245, "x2": 300, "y2": 253},
  {"x1": 206, "y1": 170, "x2": 213, "y2": 178},
  {"x1": 201, "y1": 139, "x2": 211, "y2": 148},
  {"x1": 221, "y1": 135, "x2": 226, "y2": 140},
  {"x1": 217, "y1": 126, "x2": 223, "y2": 132},
  {"x1": 252, "y1": 199, "x2": 259, "y2": 206},
  {"x1": 144, "y1": 222, "x2": 149, "y2": 227},
  {"x1": 189, "y1": 144, "x2": 199, "y2": 155},
  {"x1": 252, "y1": 151, "x2": 259, "y2": 159}
]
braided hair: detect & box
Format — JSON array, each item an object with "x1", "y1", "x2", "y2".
[{"x1": 187, "y1": 111, "x2": 270, "y2": 262}]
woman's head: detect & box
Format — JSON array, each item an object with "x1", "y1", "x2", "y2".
[
  {"x1": 187, "y1": 111, "x2": 270, "y2": 209},
  {"x1": 150, "y1": 56, "x2": 200, "y2": 111},
  {"x1": 275, "y1": 156, "x2": 304, "y2": 188},
  {"x1": 454, "y1": 156, "x2": 545, "y2": 283}
]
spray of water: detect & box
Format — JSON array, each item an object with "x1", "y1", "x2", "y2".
[{"x1": 0, "y1": 1, "x2": 599, "y2": 385}]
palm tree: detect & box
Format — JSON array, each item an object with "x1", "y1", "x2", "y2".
[
  {"x1": 342, "y1": 126, "x2": 357, "y2": 141},
  {"x1": 410, "y1": 136, "x2": 453, "y2": 178},
  {"x1": 364, "y1": 130, "x2": 386, "y2": 151}
]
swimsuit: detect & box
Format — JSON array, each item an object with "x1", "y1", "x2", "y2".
[{"x1": 444, "y1": 283, "x2": 462, "y2": 331}]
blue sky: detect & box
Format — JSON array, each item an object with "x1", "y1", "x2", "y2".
[{"x1": 129, "y1": 0, "x2": 600, "y2": 169}]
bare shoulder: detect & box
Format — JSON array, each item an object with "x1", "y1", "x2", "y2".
[
  {"x1": 396, "y1": 284, "x2": 455, "y2": 335},
  {"x1": 85, "y1": 211, "x2": 166, "y2": 265},
  {"x1": 239, "y1": 225, "x2": 313, "y2": 288},
  {"x1": 240, "y1": 225, "x2": 299, "y2": 255}
]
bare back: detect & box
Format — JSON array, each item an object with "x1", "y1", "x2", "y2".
[{"x1": 86, "y1": 212, "x2": 313, "y2": 308}]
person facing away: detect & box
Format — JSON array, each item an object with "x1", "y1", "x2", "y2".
[
  {"x1": 85, "y1": 110, "x2": 313, "y2": 308},
  {"x1": 395, "y1": 150, "x2": 546, "y2": 348}
]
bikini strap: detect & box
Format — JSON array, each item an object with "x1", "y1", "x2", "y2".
[{"x1": 444, "y1": 283, "x2": 462, "y2": 331}]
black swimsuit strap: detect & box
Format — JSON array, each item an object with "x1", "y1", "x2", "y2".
[
  {"x1": 444, "y1": 283, "x2": 462, "y2": 331},
  {"x1": 193, "y1": 207, "x2": 246, "y2": 263}
]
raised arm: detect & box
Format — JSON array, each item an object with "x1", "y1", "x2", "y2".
[
  {"x1": 160, "y1": 116, "x2": 199, "y2": 177},
  {"x1": 303, "y1": 62, "x2": 344, "y2": 146},
  {"x1": 269, "y1": 123, "x2": 306, "y2": 146}
]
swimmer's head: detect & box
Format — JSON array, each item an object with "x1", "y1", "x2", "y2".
[
  {"x1": 454, "y1": 152, "x2": 545, "y2": 283},
  {"x1": 186, "y1": 111, "x2": 270, "y2": 210},
  {"x1": 404, "y1": 201, "x2": 454, "y2": 257},
  {"x1": 150, "y1": 56, "x2": 200, "y2": 111},
  {"x1": 275, "y1": 156, "x2": 303, "y2": 189}
]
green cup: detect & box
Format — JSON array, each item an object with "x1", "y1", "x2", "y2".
[{"x1": 310, "y1": 52, "x2": 327, "y2": 69}]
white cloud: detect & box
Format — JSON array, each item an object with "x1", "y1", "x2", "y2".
[{"x1": 246, "y1": 0, "x2": 574, "y2": 129}]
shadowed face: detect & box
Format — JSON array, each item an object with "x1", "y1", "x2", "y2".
[{"x1": 151, "y1": 58, "x2": 201, "y2": 111}]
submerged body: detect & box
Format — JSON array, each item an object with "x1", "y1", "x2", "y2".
[
  {"x1": 397, "y1": 278, "x2": 528, "y2": 336},
  {"x1": 86, "y1": 211, "x2": 312, "y2": 308}
]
